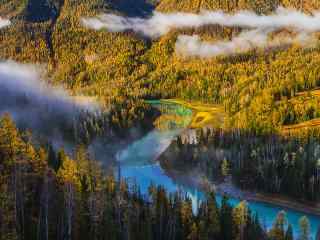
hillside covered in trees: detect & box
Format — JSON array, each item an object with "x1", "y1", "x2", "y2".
[
  {"x1": 1, "y1": 0, "x2": 320, "y2": 239},
  {"x1": 0, "y1": 113, "x2": 317, "y2": 240},
  {"x1": 159, "y1": 128, "x2": 320, "y2": 201},
  {"x1": 2, "y1": 0, "x2": 320, "y2": 133}
]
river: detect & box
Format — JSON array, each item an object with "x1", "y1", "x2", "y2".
[{"x1": 116, "y1": 100, "x2": 320, "y2": 239}]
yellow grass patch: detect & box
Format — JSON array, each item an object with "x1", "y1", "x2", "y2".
[
  {"x1": 296, "y1": 89, "x2": 320, "y2": 98},
  {"x1": 161, "y1": 99, "x2": 224, "y2": 128},
  {"x1": 282, "y1": 118, "x2": 320, "y2": 135}
]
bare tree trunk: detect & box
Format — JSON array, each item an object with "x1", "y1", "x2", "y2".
[
  {"x1": 13, "y1": 159, "x2": 19, "y2": 240},
  {"x1": 64, "y1": 183, "x2": 74, "y2": 240},
  {"x1": 16, "y1": 158, "x2": 26, "y2": 240},
  {"x1": 67, "y1": 184, "x2": 74, "y2": 240},
  {"x1": 38, "y1": 172, "x2": 49, "y2": 240}
]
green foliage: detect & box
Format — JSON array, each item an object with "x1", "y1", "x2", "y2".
[
  {"x1": 0, "y1": 0, "x2": 27, "y2": 16},
  {"x1": 221, "y1": 158, "x2": 230, "y2": 177},
  {"x1": 1, "y1": 1, "x2": 320, "y2": 239},
  {"x1": 161, "y1": 128, "x2": 320, "y2": 201},
  {"x1": 0, "y1": 21, "x2": 50, "y2": 63},
  {"x1": 285, "y1": 225, "x2": 294, "y2": 240},
  {"x1": 0, "y1": 114, "x2": 269, "y2": 240},
  {"x1": 2, "y1": 0, "x2": 320, "y2": 134},
  {"x1": 269, "y1": 211, "x2": 288, "y2": 240},
  {"x1": 157, "y1": 0, "x2": 320, "y2": 13},
  {"x1": 299, "y1": 216, "x2": 311, "y2": 240}
]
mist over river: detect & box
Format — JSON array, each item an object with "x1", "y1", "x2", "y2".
[{"x1": 115, "y1": 101, "x2": 320, "y2": 239}]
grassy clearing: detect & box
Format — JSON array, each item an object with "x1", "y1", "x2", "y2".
[
  {"x1": 282, "y1": 118, "x2": 320, "y2": 135},
  {"x1": 296, "y1": 89, "x2": 320, "y2": 98},
  {"x1": 285, "y1": 88, "x2": 320, "y2": 104},
  {"x1": 161, "y1": 99, "x2": 224, "y2": 128}
]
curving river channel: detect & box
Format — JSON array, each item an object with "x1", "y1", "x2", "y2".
[{"x1": 116, "y1": 100, "x2": 320, "y2": 239}]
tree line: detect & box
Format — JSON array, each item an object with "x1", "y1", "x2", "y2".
[
  {"x1": 160, "y1": 128, "x2": 320, "y2": 202},
  {"x1": 1, "y1": 113, "x2": 319, "y2": 240},
  {"x1": 3, "y1": 0, "x2": 320, "y2": 134}
]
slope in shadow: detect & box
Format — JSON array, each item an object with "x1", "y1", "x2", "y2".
[
  {"x1": 109, "y1": 0, "x2": 156, "y2": 17},
  {"x1": 23, "y1": 0, "x2": 60, "y2": 22}
]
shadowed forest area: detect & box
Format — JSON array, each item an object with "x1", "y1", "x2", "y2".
[{"x1": 1, "y1": 0, "x2": 320, "y2": 239}]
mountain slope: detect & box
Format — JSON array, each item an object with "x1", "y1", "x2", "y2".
[
  {"x1": 156, "y1": 0, "x2": 320, "y2": 13},
  {"x1": 2, "y1": 1, "x2": 320, "y2": 133},
  {"x1": 108, "y1": 0, "x2": 156, "y2": 17},
  {"x1": 0, "y1": 0, "x2": 27, "y2": 17},
  {"x1": 156, "y1": 0, "x2": 275, "y2": 13}
]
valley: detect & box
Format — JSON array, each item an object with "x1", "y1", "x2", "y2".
[
  {"x1": 118, "y1": 100, "x2": 320, "y2": 238},
  {"x1": 1, "y1": 0, "x2": 320, "y2": 239}
]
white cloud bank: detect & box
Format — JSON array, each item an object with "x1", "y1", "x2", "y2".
[
  {"x1": 0, "y1": 17, "x2": 11, "y2": 29},
  {"x1": 0, "y1": 61, "x2": 96, "y2": 132},
  {"x1": 175, "y1": 30, "x2": 315, "y2": 58},
  {"x1": 82, "y1": 7, "x2": 320, "y2": 58},
  {"x1": 82, "y1": 8, "x2": 320, "y2": 38},
  {"x1": 176, "y1": 30, "x2": 269, "y2": 58}
]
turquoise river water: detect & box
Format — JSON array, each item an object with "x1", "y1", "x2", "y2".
[{"x1": 116, "y1": 101, "x2": 320, "y2": 239}]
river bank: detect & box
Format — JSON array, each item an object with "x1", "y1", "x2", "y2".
[
  {"x1": 159, "y1": 99, "x2": 224, "y2": 129},
  {"x1": 155, "y1": 99, "x2": 320, "y2": 218},
  {"x1": 162, "y1": 168, "x2": 320, "y2": 217},
  {"x1": 125, "y1": 100, "x2": 320, "y2": 238},
  {"x1": 214, "y1": 177, "x2": 320, "y2": 217}
]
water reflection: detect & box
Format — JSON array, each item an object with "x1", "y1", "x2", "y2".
[{"x1": 115, "y1": 101, "x2": 320, "y2": 239}]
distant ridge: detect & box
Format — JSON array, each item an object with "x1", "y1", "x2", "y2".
[
  {"x1": 0, "y1": 0, "x2": 64, "y2": 23},
  {"x1": 156, "y1": 0, "x2": 218, "y2": 13},
  {"x1": 156, "y1": 0, "x2": 320, "y2": 13}
]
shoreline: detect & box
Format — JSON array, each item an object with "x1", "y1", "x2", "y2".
[
  {"x1": 214, "y1": 177, "x2": 320, "y2": 217},
  {"x1": 154, "y1": 99, "x2": 320, "y2": 217},
  {"x1": 245, "y1": 193, "x2": 320, "y2": 217},
  {"x1": 159, "y1": 166, "x2": 320, "y2": 217}
]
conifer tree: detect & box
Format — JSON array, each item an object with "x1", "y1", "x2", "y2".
[
  {"x1": 232, "y1": 201, "x2": 249, "y2": 240},
  {"x1": 285, "y1": 224, "x2": 294, "y2": 240},
  {"x1": 298, "y1": 216, "x2": 311, "y2": 240},
  {"x1": 269, "y1": 211, "x2": 288, "y2": 240},
  {"x1": 220, "y1": 196, "x2": 233, "y2": 240}
]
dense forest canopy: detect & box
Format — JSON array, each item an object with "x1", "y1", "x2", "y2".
[
  {"x1": 1, "y1": 1, "x2": 320, "y2": 239},
  {"x1": 2, "y1": 0, "x2": 320, "y2": 133},
  {"x1": 0, "y1": 112, "x2": 316, "y2": 240}
]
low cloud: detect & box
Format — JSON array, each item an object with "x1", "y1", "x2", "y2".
[
  {"x1": 82, "y1": 7, "x2": 320, "y2": 58},
  {"x1": 175, "y1": 30, "x2": 315, "y2": 58},
  {"x1": 176, "y1": 29, "x2": 269, "y2": 58},
  {"x1": 82, "y1": 7, "x2": 320, "y2": 38},
  {"x1": 0, "y1": 61, "x2": 97, "y2": 136},
  {"x1": 0, "y1": 17, "x2": 11, "y2": 29}
]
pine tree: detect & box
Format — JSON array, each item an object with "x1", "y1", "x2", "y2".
[
  {"x1": 57, "y1": 155, "x2": 79, "y2": 240},
  {"x1": 188, "y1": 223, "x2": 199, "y2": 240},
  {"x1": 221, "y1": 158, "x2": 230, "y2": 177},
  {"x1": 47, "y1": 143, "x2": 58, "y2": 171},
  {"x1": 220, "y1": 195, "x2": 233, "y2": 240},
  {"x1": 269, "y1": 211, "x2": 288, "y2": 240},
  {"x1": 207, "y1": 192, "x2": 221, "y2": 239},
  {"x1": 232, "y1": 201, "x2": 249, "y2": 240},
  {"x1": 0, "y1": 114, "x2": 24, "y2": 240},
  {"x1": 285, "y1": 224, "x2": 294, "y2": 240},
  {"x1": 298, "y1": 216, "x2": 311, "y2": 240}
]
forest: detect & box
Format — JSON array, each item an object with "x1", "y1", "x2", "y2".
[
  {"x1": 1, "y1": 0, "x2": 320, "y2": 239},
  {"x1": 0, "y1": 113, "x2": 317, "y2": 240},
  {"x1": 160, "y1": 128, "x2": 320, "y2": 201},
  {"x1": 3, "y1": 0, "x2": 320, "y2": 133}
]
